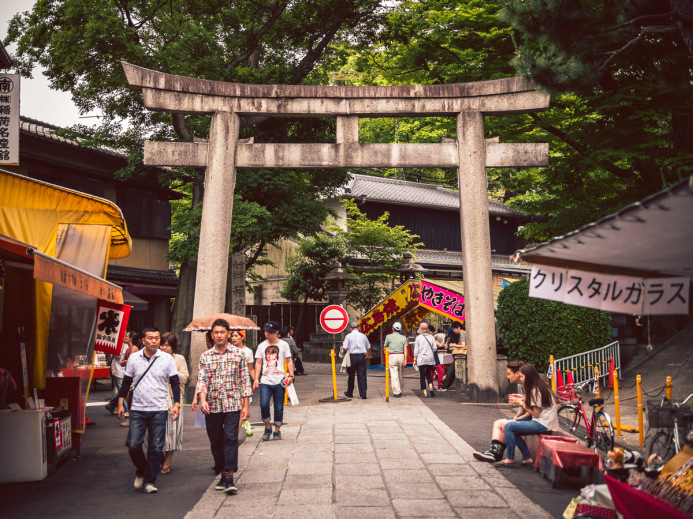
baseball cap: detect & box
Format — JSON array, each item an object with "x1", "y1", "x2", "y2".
[
  {"x1": 263, "y1": 321, "x2": 280, "y2": 333},
  {"x1": 349, "y1": 321, "x2": 359, "y2": 328},
  {"x1": 393, "y1": 322, "x2": 402, "y2": 331}
]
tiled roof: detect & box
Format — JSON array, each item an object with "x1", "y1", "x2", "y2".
[
  {"x1": 20, "y1": 116, "x2": 126, "y2": 159},
  {"x1": 343, "y1": 174, "x2": 523, "y2": 216},
  {"x1": 414, "y1": 249, "x2": 531, "y2": 271},
  {"x1": 107, "y1": 265, "x2": 178, "y2": 285}
]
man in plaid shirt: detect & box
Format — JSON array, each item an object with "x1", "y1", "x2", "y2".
[{"x1": 196, "y1": 318, "x2": 252, "y2": 494}]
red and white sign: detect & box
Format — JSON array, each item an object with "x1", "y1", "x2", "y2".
[
  {"x1": 320, "y1": 305, "x2": 349, "y2": 334},
  {"x1": 94, "y1": 299, "x2": 132, "y2": 355}
]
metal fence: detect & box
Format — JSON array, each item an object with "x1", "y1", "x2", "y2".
[{"x1": 554, "y1": 341, "x2": 621, "y2": 391}]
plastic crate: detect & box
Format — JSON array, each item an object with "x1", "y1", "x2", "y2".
[{"x1": 646, "y1": 400, "x2": 689, "y2": 429}]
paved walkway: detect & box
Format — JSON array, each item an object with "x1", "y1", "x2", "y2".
[{"x1": 184, "y1": 367, "x2": 551, "y2": 519}]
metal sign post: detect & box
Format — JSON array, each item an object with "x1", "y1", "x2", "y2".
[{"x1": 318, "y1": 305, "x2": 351, "y2": 403}]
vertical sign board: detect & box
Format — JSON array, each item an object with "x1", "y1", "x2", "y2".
[
  {"x1": 230, "y1": 252, "x2": 246, "y2": 316},
  {"x1": 94, "y1": 300, "x2": 132, "y2": 355},
  {"x1": 0, "y1": 74, "x2": 19, "y2": 166}
]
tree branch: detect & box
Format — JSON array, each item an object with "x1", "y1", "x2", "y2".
[
  {"x1": 601, "y1": 11, "x2": 674, "y2": 33},
  {"x1": 599, "y1": 26, "x2": 676, "y2": 70},
  {"x1": 529, "y1": 114, "x2": 634, "y2": 183},
  {"x1": 225, "y1": 0, "x2": 290, "y2": 72}
]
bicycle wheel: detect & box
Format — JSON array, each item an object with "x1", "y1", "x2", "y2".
[
  {"x1": 589, "y1": 411, "x2": 615, "y2": 459},
  {"x1": 558, "y1": 405, "x2": 581, "y2": 435},
  {"x1": 647, "y1": 430, "x2": 676, "y2": 463}
]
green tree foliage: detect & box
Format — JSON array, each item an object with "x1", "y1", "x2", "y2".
[
  {"x1": 280, "y1": 233, "x2": 347, "y2": 305},
  {"x1": 326, "y1": 0, "x2": 693, "y2": 242},
  {"x1": 496, "y1": 278, "x2": 612, "y2": 372},
  {"x1": 5, "y1": 0, "x2": 383, "y2": 354},
  {"x1": 327, "y1": 199, "x2": 423, "y2": 315},
  {"x1": 498, "y1": 0, "x2": 693, "y2": 241}
]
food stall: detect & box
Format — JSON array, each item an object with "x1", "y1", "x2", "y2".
[
  {"x1": 0, "y1": 170, "x2": 133, "y2": 480},
  {"x1": 358, "y1": 278, "x2": 503, "y2": 373}
]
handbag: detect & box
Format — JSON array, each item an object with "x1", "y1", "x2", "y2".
[{"x1": 126, "y1": 356, "x2": 158, "y2": 409}]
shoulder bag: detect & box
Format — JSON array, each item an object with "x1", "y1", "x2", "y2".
[{"x1": 126, "y1": 356, "x2": 158, "y2": 410}]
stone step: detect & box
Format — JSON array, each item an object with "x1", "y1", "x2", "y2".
[{"x1": 310, "y1": 332, "x2": 348, "y2": 342}]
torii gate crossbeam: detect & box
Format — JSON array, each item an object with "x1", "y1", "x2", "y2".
[{"x1": 122, "y1": 62, "x2": 550, "y2": 402}]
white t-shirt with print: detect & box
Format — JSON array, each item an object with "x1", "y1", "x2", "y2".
[
  {"x1": 124, "y1": 348, "x2": 178, "y2": 411},
  {"x1": 255, "y1": 340, "x2": 291, "y2": 386}
]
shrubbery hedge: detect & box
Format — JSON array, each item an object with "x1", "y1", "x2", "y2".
[{"x1": 496, "y1": 278, "x2": 612, "y2": 373}]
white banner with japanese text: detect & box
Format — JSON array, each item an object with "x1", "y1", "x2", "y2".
[
  {"x1": 529, "y1": 266, "x2": 690, "y2": 315},
  {"x1": 0, "y1": 74, "x2": 19, "y2": 165}
]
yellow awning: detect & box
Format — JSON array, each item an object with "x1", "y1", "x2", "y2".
[
  {"x1": 0, "y1": 169, "x2": 131, "y2": 258},
  {"x1": 0, "y1": 170, "x2": 132, "y2": 388}
]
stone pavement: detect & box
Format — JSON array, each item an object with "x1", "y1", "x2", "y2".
[{"x1": 185, "y1": 364, "x2": 552, "y2": 519}]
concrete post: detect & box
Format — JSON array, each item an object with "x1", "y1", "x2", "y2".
[
  {"x1": 456, "y1": 111, "x2": 498, "y2": 402},
  {"x1": 189, "y1": 111, "x2": 239, "y2": 386}
]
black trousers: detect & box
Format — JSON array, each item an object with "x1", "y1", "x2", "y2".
[
  {"x1": 346, "y1": 353, "x2": 367, "y2": 397},
  {"x1": 205, "y1": 411, "x2": 240, "y2": 473}
]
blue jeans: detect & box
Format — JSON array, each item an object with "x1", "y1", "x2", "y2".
[
  {"x1": 260, "y1": 383, "x2": 285, "y2": 427},
  {"x1": 504, "y1": 419, "x2": 549, "y2": 460},
  {"x1": 126, "y1": 410, "x2": 168, "y2": 485},
  {"x1": 107, "y1": 376, "x2": 127, "y2": 412}
]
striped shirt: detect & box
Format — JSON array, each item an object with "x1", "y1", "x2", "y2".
[
  {"x1": 341, "y1": 329, "x2": 371, "y2": 355},
  {"x1": 195, "y1": 344, "x2": 253, "y2": 414}
]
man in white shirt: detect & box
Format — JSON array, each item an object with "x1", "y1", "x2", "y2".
[
  {"x1": 340, "y1": 322, "x2": 371, "y2": 399},
  {"x1": 117, "y1": 327, "x2": 180, "y2": 494},
  {"x1": 254, "y1": 321, "x2": 294, "y2": 441}
]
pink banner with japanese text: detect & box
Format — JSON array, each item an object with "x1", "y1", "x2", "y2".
[{"x1": 418, "y1": 280, "x2": 465, "y2": 322}]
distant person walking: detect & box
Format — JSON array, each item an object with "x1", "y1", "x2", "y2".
[
  {"x1": 159, "y1": 332, "x2": 189, "y2": 475},
  {"x1": 254, "y1": 321, "x2": 294, "y2": 441},
  {"x1": 117, "y1": 327, "x2": 180, "y2": 494},
  {"x1": 341, "y1": 322, "x2": 371, "y2": 399},
  {"x1": 197, "y1": 319, "x2": 253, "y2": 494},
  {"x1": 413, "y1": 322, "x2": 436, "y2": 398},
  {"x1": 384, "y1": 322, "x2": 407, "y2": 398}
]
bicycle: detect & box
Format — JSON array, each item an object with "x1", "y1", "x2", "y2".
[
  {"x1": 646, "y1": 393, "x2": 693, "y2": 463},
  {"x1": 557, "y1": 379, "x2": 615, "y2": 460}
]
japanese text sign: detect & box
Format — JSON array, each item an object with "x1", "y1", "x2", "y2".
[
  {"x1": 418, "y1": 280, "x2": 465, "y2": 322},
  {"x1": 0, "y1": 74, "x2": 19, "y2": 165},
  {"x1": 360, "y1": 280, "x2": 420, "y2": 335},
  {"x1": 94, "y1": 299, "x2": 132, "y2": 355},
  {"x1": 529, "y1": 266, "x2": 690, "y2": 315}
]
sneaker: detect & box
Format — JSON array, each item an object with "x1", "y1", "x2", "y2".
[
  {"x1": 133, "y1": 475, "x2": 144, "y2": 490},
  {"x1": 243, "y1": 420, "x2": 253, "y2": 437},
  {"x1": 262, "y1": 428, "x2": 271, "y2": 441},
  {"x1": 473, "y1": 449, "x2": 500, "y2": 463},
  {"x1": 124, "y1": 412, "x2": 130, "y2": 418},
  {"x1": 144, "y1": 483, "x2": 158, "y2": 493},
  {"x1": 393, "y1": 393, "x2": 402, "y2": 398},
  {"x1": 215, "y1": 475, "x2": 228, "y2": 490},
  {"x1": 120, "y1": 419, "x2": 129, "y2": 427},
  {"x1": 439, "y1": 388, "x2": 448, "y2": 392},
  {"x1": 224, "y1": 475, "x2": 238, "y2": 495},
  {"x1": 105, "y1": 404, "x2": 116, "y2": 415},
  {"x1": 273, "y1": 430, "x2": 281, "y2": 440}
]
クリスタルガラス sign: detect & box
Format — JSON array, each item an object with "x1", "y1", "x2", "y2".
[{"x1": 0, "y1": 74, "x2": 19, "y2": 166}]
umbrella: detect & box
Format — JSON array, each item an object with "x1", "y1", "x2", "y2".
[{"x1": 183, "y1": 313, "x2": 260, "y2": 332}]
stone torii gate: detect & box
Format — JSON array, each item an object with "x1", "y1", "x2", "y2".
[{"x1": 122, "y1": 62, "x2": 550, "y2": 402}]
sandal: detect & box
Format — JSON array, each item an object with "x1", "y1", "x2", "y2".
[
  {"x1": 492, "y1": 460, "x2": 517, "y2": 468},
  {"x1": 160, "y1": 467, "x2": 172, "y2": 474},
  {"x1": 520, "y1": 459, "x2": 535, "y2": 467}
]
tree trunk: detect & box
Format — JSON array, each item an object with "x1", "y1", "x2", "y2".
[
  {"x1": 293, "y1": 295, "x2": 309, "y2": 349},
  {"x1": 172, "y1": 259, "x2": 197, "y2": 362}
]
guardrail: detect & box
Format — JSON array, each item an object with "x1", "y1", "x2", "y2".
[{"x1": 554, "y1": 340, "x2": 620, "y2": 392}]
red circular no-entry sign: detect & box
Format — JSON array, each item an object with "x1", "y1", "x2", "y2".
[{"x1": 320, "y1": 305, "x2": 349, "y2": 334}]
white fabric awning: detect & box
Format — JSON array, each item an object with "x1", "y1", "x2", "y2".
[{"x1": 513, "y1": 175, "x2": 693, "y2": 278}]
